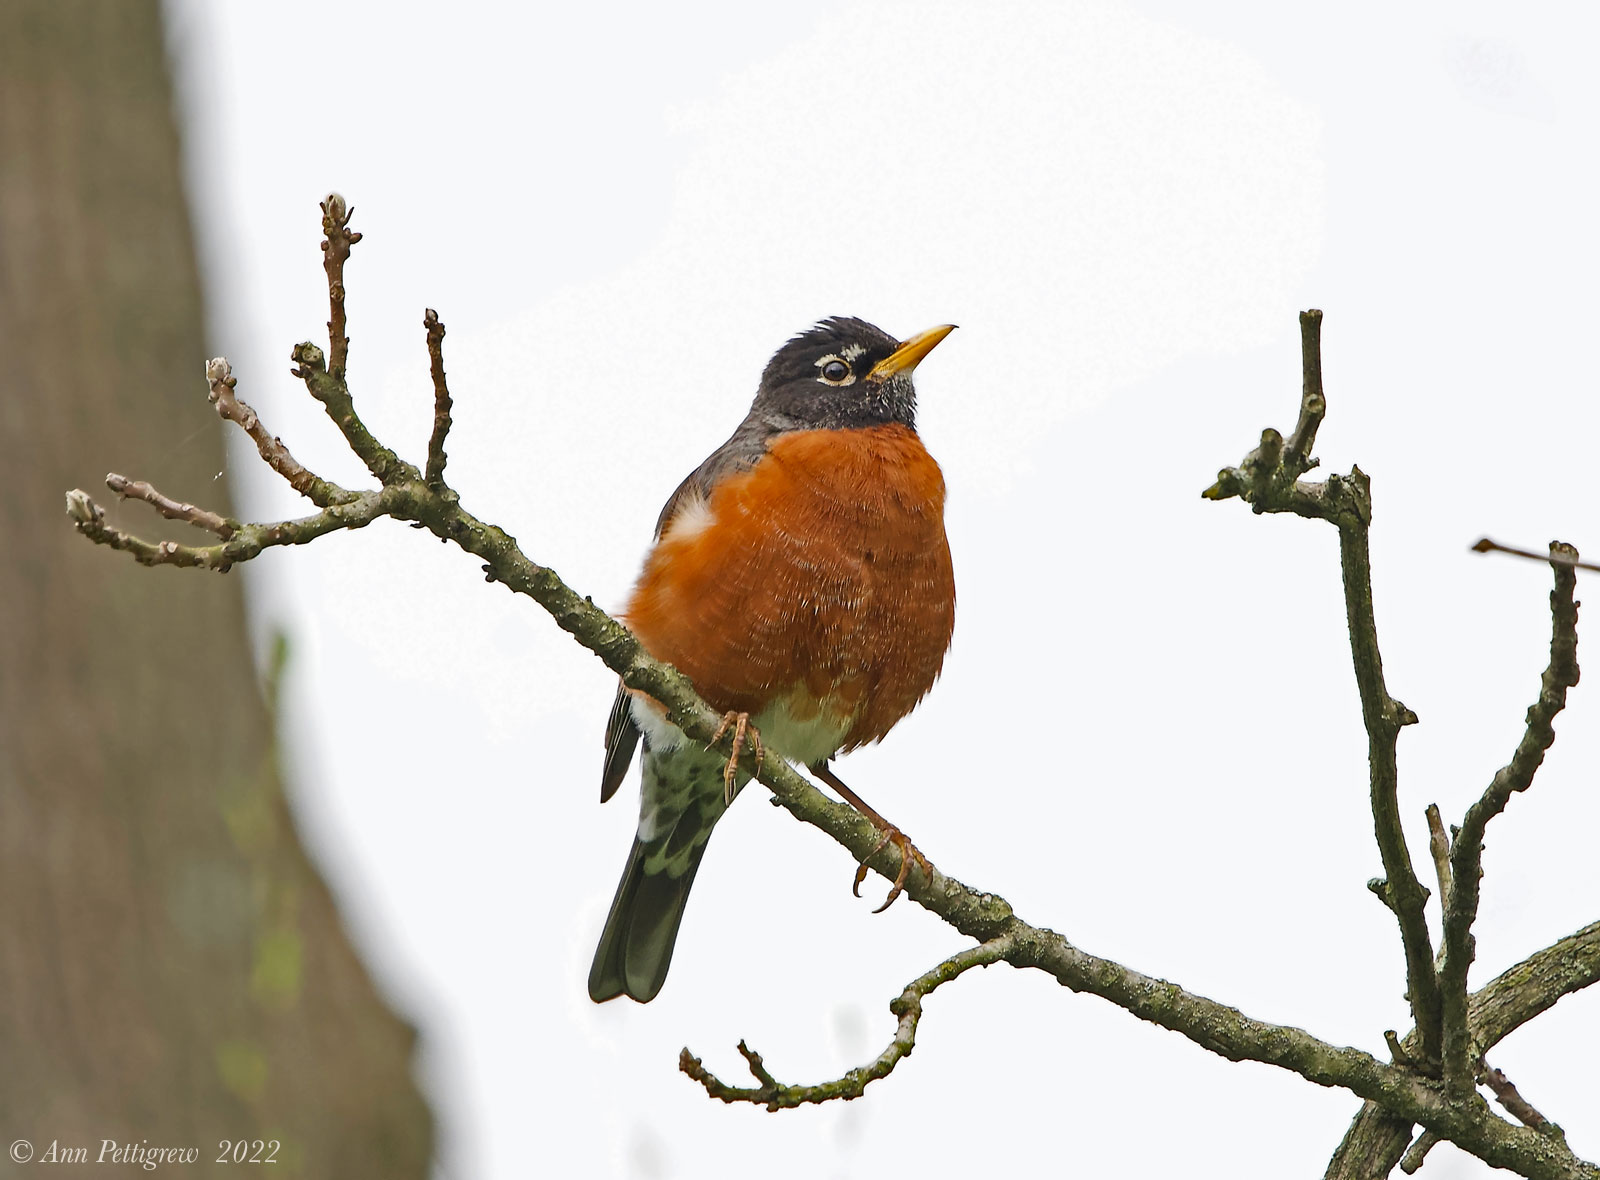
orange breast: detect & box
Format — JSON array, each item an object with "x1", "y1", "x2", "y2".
[{"x1": 624, "y1": 423, "x2": 955, "y2": 753}]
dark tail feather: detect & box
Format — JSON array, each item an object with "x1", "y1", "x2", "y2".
[{"x1": 588, "y1": 836, "x2": 708, "y2": 1003}]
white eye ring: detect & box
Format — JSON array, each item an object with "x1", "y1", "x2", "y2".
[{"x1": 816, "y1": 355, "x2": 855, "y2": 386}]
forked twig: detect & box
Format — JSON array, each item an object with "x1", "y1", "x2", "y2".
[{"x1": 680, "y1": 937, "x2": 1013, "y2": 1110}]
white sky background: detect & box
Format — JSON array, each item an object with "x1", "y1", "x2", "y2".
[{"x1": 161, "y1": 2, "x2": 1597, "y2": 1176}]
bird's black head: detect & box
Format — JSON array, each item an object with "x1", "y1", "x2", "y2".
[{"x1": 750, "y1": 316, "x2": 955, "y2": 432}]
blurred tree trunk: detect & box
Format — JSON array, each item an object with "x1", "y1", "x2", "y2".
[{"x1": 0, "y1": 3, "x2": 432, "y2": 1175}]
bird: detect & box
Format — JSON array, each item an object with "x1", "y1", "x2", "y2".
[{"x1": 589, "y1": 316, "x2": 957, "y2": 1004}]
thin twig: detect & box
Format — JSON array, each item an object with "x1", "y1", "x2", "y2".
[
  {"x1": 291, "y1": 341, "x2": 412, "y2": 486},
  {"x1": 105, "y1": 473, "x2": 236, "y2": 539},
  {"x1": 1284, "y1": 308, "x2": 1325, "y2": 474},
  {"x1": 69, "y1": 487, "x2": 389, "y2": 573},
  {"x1": 424, "y1": 309, "x2": 453, "y2": 487},
  {"x1": 1482, "y1": 1064, "x2": 1562, "y2": 1137},
  {"x1": 1385, "y1": 1030, "x2": 1413, "y2": 1068},
  {"x1": 303, "y1": 194, "x2": 407, "y2": 484},
  {"x1": 320, "y1": 192, "x2": 361, "y2": 377},
  {"x1": 1400, "y1": 1130, "x2": 1442, "y2": 1174},
  {"x1": 1205, "y1": 312, "x2": 1441, "y2": 1068},
  {"x1": 681, "y1": 936, "x2": 1014, "y2": 1110},
  {"x1": 1474, "y1": 537, "x2": 1600, "y2": 575},
  {"x1": 206, "y1": 357, "x2": 356, "y2": 506},
  {"x1": 1334, "y1": 502, "x2": 1440, "y2": 1066},
  {"x1": 1426, "y1": 803, "x2": 1452, "y2": 917},
  {"x1": 1440, "y1": 545, "x2": 1581, "y2": 1094}
]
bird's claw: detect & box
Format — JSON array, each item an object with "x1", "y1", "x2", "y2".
[
  {"x1": 707, "y1": 711, "x2": 763, "y2": 806},
  {"x1": 853, "y1": 823, "x2": 930, "y2": 912}
]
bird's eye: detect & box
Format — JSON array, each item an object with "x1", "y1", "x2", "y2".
[{"x1": 820, "y1": 359, "x2": 850, "y2": 383}]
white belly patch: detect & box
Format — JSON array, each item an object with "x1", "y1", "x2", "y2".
[{"x1": 630, "y1": 689, "x2": 852, "y2": 768}]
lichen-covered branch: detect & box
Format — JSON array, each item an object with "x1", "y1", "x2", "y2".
[
  {"x1": 680, "y1": 936, "x2": 1015, "y2": 1110},
  {"x1": 1326, "y1": 919, "x2": 1600, "y2": 1179},
  {"x1": 1440, "y1": 549, "x2": 1581, "y2": 1093},
  {"x1": 1473, "y1": 919, "x2": 1600, "y2": 1047},
  {"x1": 1205, "y1": 310, "x2": 1441, "y2": 1068},
  {"x1": 65, "y1": 212, "x2": 1600, "y2": 1179},
  {"x1": 1399, "y1": 1130, "x2": 1442, "y2": 1174},
  {"x1": 1334, "y1": 501, "x2": 1442, "y2": 1068},
  {"x1": 1390, "y1": 1059, "x2": 1570, "y2": 1175},
  {"x1": 1007, "y1": 928, "x2": 1596, "y2": 1178},
  {"x1": 291, "y1": 342, "x2": 413, "y2": 487},
  {"x1": 1206, "y1": 311, "x2": 1600, "y2": 1177}
]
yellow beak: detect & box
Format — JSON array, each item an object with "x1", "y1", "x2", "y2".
[{"x1": 867, "y1": 324, "x2": 957, "y2": 381}]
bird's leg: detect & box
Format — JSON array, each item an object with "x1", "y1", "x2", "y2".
[
  {"x1": 810, "y1": 761, "x2": 929, "y2": 912},
  {"x1": 707, "y1": 711, "x2": 763, "y2": 806}
]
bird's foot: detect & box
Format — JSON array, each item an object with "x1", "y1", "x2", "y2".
[
  {"x1": 809, "y1": 761, "x2": 929, "y2": 913},
  {"x1": 707, "y1": 711, "x2": 763, "y2": 806},
  {"x1": 853, "y1": 823, "x2": 930, "y2": 913}
]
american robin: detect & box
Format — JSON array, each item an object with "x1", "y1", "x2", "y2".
[{"x1": 589, "y1": 317, "x2": 957, "y2": 1003}]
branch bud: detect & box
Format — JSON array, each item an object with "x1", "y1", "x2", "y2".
[{"x1": 65, "y1": 488, "x2": 100, "y2": 524}]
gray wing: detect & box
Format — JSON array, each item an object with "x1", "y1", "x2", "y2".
[
  {"x1": 600, "y1": 411, "x2": 781, "y2": 804},
  {"x1": 651, "y1": 411, "x2": 784, "y2": 537},
  {"x1": 600, "y1": 684, "x2": 640, "y2": 803}
]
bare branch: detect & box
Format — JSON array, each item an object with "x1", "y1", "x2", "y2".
[
  {"x1": 291, "y1": 341, "x2": 413, "y2": 486},
  {"x1": 68, "y1": 487, "x2": 389, "y2": 573},
  {"x1": 1440, "y1": 546, "x2": 1581, "y2": 1093},
  {"x1": 206, "y1": 357, "x2": 356, "y2": 506},
  {"x1": 296, "y1": 194, "x2": 408, "y2": 485},
  {"x1": 1004, "y1": 928, "x2": 1597, "y2": 1178},
  {"x1": 1400, "y1": 1130, "x2": 1442, "y2": 1174},
  {"x1": 105, "y1": 472, "x2": 235, "y2": 538},
  {"x1": 424, "y1": 309, "x2": 453, "y2": 486},
  {"x1": 1385, "y1": 1029, "x2": 1414, "y2": 1068},
  {"x1": 70, "y1": 347, "x2": 386, "y2": 569},
  {"x1": 1474, "y1": 537, "x2": 1600, "y2": 575},
  {"x1": 1285, "y1": 307, "x2": 1325, "y2": 473},
  {"x1": 1326, "y1": 1104, "x2": 1414, "y2": 1180},
  {"x1": 1473, "y1": 919, "x2": 1600, "y2": 1048},
  {"x1": 320, "y1": 191, "x2": 361, "y2": 377},
  {"x1": 1483, "y1": 1064, "x2": 1564, "y2": 1137},
  {"x1": 1327, "y1": 919, "x2": 1600, "y2": 1179},
  {"x1": 680, "y1": 936, "x2": 1014, "y2": 1109},
  {"x1": 1426, "y1": 803, "x2": 1452, "y2": 916},
  {"x1": 1335, "y1": 500, "x2": 1440, "y2": 1067},
  {"x1": 65, "y1": 490, "x2": 185, "y2": 567},
  {"x1": 1204, "y1": 311, "x2": 1441, "y2": 1068}
]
